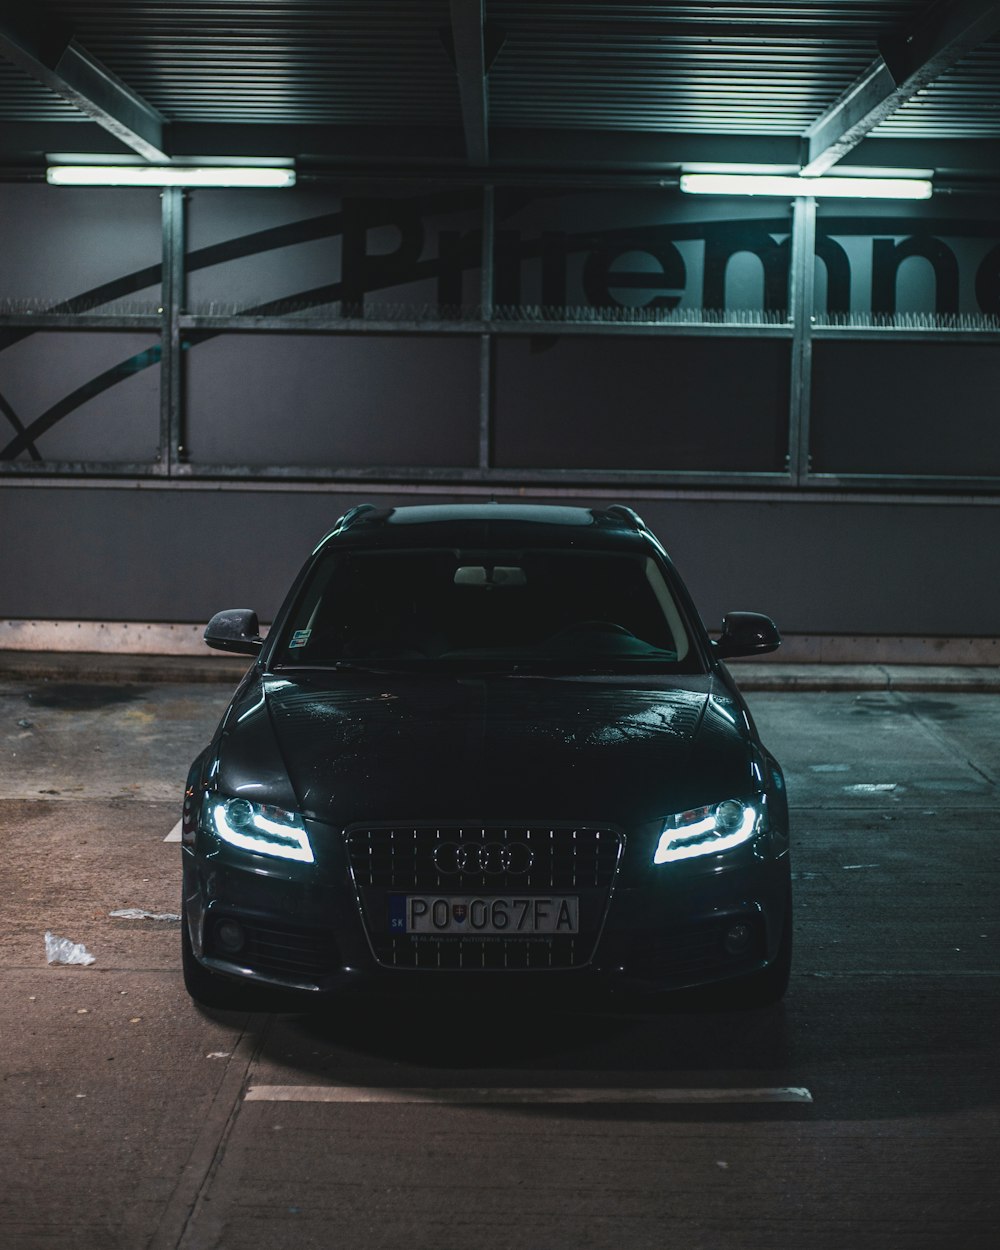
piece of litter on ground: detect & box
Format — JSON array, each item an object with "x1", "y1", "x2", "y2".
[
  {"x1": 76, "y1": 1009, "x2": 89, "y2": 1015},
  {"x1": 716, "y1": 1161, "x2": 729, "y2": 1169},
  {"x1": 129, "y1": 1017, "x2": 142, "y2": 1024},
  {"x1": 45, "y1": 932, "x2": 96, "y2": 966},
  {"x1": 109, "y1": 909, "x2": 182, "y2": 922},
  {"x1": 206, "y1": 1052, "x2": 232, "y2": 1060}
]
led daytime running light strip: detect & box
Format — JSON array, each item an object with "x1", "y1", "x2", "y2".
[
  {"x1": 655, "y1": 805, "x2": 758, "y2": 864},
  {"x1": 47, "y1": 165, "x2": 295, "y2": 188},
  {"x1": 679, "y1": 173, "x2": 932, "y2": 200},
  {"x1": 212, "y1": 802, "x2": 314, "y2": 862}
]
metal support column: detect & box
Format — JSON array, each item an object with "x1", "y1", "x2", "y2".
[
  {"x1": 160, "y1": 187, "x2": 186, "y2": 476},
  {"x1": 787, "y1": 195, "x2": 816, "y2": 486},
  {"x1": 478, "y1": 184, "x2": 495, "y2": 471}
]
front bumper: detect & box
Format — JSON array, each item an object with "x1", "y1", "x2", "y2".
[{"x1": 182, "y1": 821, "x2": 791, "y2": 998}]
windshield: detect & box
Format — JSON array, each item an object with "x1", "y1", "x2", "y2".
[{"x1": 271, "y1": 546, "x2": 697, "y2": 672}]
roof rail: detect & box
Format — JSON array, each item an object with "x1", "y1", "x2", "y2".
[
  {"x1": 312, "y1": 503, "x2": 378, "y2": 553},
  {"x1": 334, "y1": 503, "x2": 377, "y2": 531},
  {"x1": 605, "y1": 504, "x2": 646, "y2": 531}
]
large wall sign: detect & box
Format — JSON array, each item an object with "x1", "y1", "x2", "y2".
[{"x1": 0, "y1": 184, "x2": 997, "y2": 478}]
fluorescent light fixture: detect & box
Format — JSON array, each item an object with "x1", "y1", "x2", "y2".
[
  {"x1": 679, "y1": 173, "x2": 932, "y2": 200},
  {"x1": 47, "y1": 164, "x2": 295, "y2": 188}
]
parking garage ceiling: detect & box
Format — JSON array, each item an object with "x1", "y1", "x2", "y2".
[{"x1": 0, "y1": 1, "x2": 999, "y2": 187}]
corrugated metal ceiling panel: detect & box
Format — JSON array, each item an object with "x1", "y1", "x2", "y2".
[
  {"x1": 44, "y1": 1, "x2": 459, "y2": 125},
  {"x1": 0, "y1": 60, "x2": 82, "y2": 120},
  {"x1": 488, "y1": 1, "x2": 930, "y2": 133},
  {"x1": 0, "y1": 1, "x2": 997, "y2": 174},
  {"x1": 873, "y1": 37, "x2": 1000, "y2": 137}
]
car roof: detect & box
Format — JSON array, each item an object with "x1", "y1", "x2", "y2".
[{"x1": 314, "y1": 502, "x2": 658, "y2": 553}]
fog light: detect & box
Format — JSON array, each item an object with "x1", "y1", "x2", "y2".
[
  {"x1": 215, "y1": 920, "x2": 245, "y2": 954},
  {"x1": 724, "y1": 923, "x2": 752, "y2": 955}
]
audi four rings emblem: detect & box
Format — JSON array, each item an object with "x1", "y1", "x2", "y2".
[{"x1": 432, "y1": 841, "x2": 535, "y2": 875}]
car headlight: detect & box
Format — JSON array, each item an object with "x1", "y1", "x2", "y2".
[
  {"x1": 211, "y1": 797, "x2": 314, "y2": 863},
  {"x1": 654, "y1": 798, "x2": 760, "y2": 864}
]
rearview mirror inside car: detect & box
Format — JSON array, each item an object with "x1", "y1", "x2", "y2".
[{"x1": 453, "y1": 565, "x2": 527, "y2": 588}]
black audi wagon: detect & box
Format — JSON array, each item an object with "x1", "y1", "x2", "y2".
[{"x1": 181, "y1": 503, "x2": 791, "y2": 1007}]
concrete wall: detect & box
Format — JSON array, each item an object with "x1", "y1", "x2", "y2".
[{"x1": 2, "y1": 484, "x2": 997, "y2": 641}]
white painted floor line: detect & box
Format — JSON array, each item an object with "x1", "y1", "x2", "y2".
[
  {"x1": 802, "y1": 969, "x2": 1000, "y2": 977},
  {"x1": 245, "y1": 1085, "x2": 813, "y2": 1105},
  {"x1": 164, "y1": 820, "x2": 182, "y2": 843}
]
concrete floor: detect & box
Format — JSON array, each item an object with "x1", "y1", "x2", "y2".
[{"x1": 1, "y1": 671, "x2": 998, "y2": 1249}]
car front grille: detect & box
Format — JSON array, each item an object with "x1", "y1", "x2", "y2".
[{"x1": 346, "y1": 824, "x2": 623, "y2": 970}]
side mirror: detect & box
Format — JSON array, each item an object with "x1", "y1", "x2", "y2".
[
  {"x1": 204, "y1": 609, "x2": 263, "y2": 656},
  {"x1": 713, "y1": 611, "x2": 781, "y2": 659}
]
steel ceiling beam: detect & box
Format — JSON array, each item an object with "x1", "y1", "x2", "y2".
[
  {"x1": 802, "y1": 0, "x2": 1000, "y2": 175},
  {"x1": 164, "y1": 122, "x2": 800, "y2": 170},
  {"x1": 0, "y1": 11, "x2": 168, "y2": 161},
  {"x1": 3, "y1": 122, "x2": 999, "y2": 187},
  {"x1": 448, "y1": 0, "x2": 490, "y2": 165}
]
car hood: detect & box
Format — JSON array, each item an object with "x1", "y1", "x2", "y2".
[{"x1": 217, "y1": 669, "x2": 756, "y2": 828}]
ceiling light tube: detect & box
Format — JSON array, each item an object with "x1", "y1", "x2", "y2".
[
  {"x1": 47, "y1": 164, "x2": 296, "y2": 188},
  {"x1": 679, "y1": 173, "x2": 932, "y2": 200}
]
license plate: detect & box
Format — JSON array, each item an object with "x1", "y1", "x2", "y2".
[{"x1": 389, "y1": 895, "x2": 579, "y2": 936}]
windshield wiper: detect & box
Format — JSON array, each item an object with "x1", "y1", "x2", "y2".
[
  {"x1": 511, "y1": 655, "x2": 679, "y2": 672},
  {"x1": 272, "y1": 660, "x2": 412, "y2": 674}
]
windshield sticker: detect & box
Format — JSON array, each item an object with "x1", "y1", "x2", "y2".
[{"x1": 289, "y1": 629, "x2": 312, "y2": 648}]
